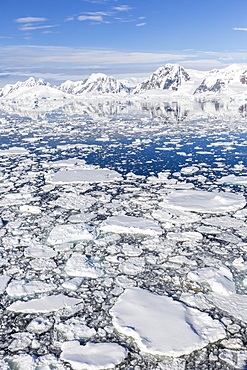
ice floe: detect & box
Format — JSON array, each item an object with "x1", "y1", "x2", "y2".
[
  {"x1": 48, "y1": 169, "x2": 123, "y2": 184},
  {"x1": 65, "y1": 253, "x2": 103, "y2": 278},
  {"x1": 217, "y1": 174, "x2": 247, "y2": 185},
  {"x1": 55, "y1": 317, "x2": 96, "y2": 340},
  {"x1": 60, "y1": 341, "x2": 128, "y2": 370},
  {"x1": 207, "y1": 293, "x2": 247, "y2": 322},
  {"x1": 7, "y1": 294, "x2": 82, "y2": 313},
  {"x1": 100, "y1": 215, "x2": 163, "y2": 236},
  {"x1": 187, "y1": 266, "x2": 236, "y2": 296},
  {"x1": 110, "y1": 287, "x2": 225, "y2": 357},
  {"x1": 6, "y1": 280, "x2": 56, "y2": 297},
  {"x1": 162, "y1": 190, "x2": 246, "y2": 214},
  {"x1": 0, "y1": 146, "x2": 29, "y2": 155},
  {"x1": 47, "y1": 224, "x2": 97, "y2": 245}
]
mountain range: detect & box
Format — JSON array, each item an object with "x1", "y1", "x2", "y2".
[{"x1": 1, "y1": 64, "x2": 247, "y2": 101}]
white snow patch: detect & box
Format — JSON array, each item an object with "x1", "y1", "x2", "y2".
[
  {"x1": 47, "y1": 224, "x2": 97, "y2": 245},
  {"x1": 48, "y1": 169, "x2": 123, "y2": 184},
  {"x1": 110, "y1": 287, "x2": 225, "y2": 357},
  {"x1": 207, "y1": 293, "x2": 247, "y2": 322},
  {"x1": 19, "y1": 205, "x2": 41, "y2": 214},
  {"x1": 167, "y1": 231, "x2": 203, "y2": 242},
  {"x1": 0, "y1": 275, "x2": 11, "y2": 293},
  {"x1": 65, "y1": 253, "x2": 103, "y2": 278},
  {"x1": 100, "y1": 215, "x2": 163, "y2": 236},
  {"x1": 217, "y1": 174, "x2": 247, "y2": 185},
  {"x1": 6, "y1": 280, "x2": 56, "y2": 297},
  {"x1": 162, "y1": 190, "x2": 246, "y2": 214},
  {"x1": 0, "y1": 147, "x2": 29, "y2": 155},
  {"x1": 187, "y1": 266, "x2": 236, "y2": 296},
  {"x1": 60, "y1": 341, "x2": 128, "y2": 370},
  {"x1": 152, "y1": 208, "x2": 201, "y2": 226},
  {"x1": 24, "y1": 245, "x2": 57, "y2": 258},
  {"x1": 55, "y1": 318, "x2": 96, "y2": 340},
  {"x1": 7, "y1": 294, "x2": 82, "y2": 313}
]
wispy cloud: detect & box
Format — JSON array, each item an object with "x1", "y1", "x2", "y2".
[
  {"x1": 78, "y1": 15, "x2": 107, "y2": 23},
  {"x1": 113, "y1": 5, "x2": 132, "y2": 12},
  {"x1": 19, "y1": 24, "x2": 59, "y2": 31},
  {"x1": 233, "y1": 28, "x2": 247, "y2": 31},
  {"x1": 136, "y1": 23, "x2": 146, "y2": 27},
  {"x1": 15, "y1": 17, "x2": 48, "y2": 23},
  {"x1": 0, "y1": 36, "x2": 12, "y2": 39}
]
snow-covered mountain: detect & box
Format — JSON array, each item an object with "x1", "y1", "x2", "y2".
[
  {"x1": 59, "y1": 73, "x2": 130, "y2": 95},
  {"x1": 0, "y1": 77, "x2": 68, "y2": 101},
  {"x1": 194, "y1": 64, "x2": 247, "y2": 95},
  {"x1": 132, "y1": 64, "x2": 191, "y2": 94},
  {"x1": 1, "y1": 64, "x2": 247, "y2": 102}
]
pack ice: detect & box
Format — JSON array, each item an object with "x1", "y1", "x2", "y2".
[
  {"x1": 162, "y1": 190, "x2": 246, "y2": 214},
  {"x1": 110, "y1": 287, "x2": 225, "y2": 357},
  {"x1": 100, "y1": 215, "x2": 163, "y2": 235}
]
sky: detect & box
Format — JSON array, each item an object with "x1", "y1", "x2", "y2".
[{"x1": 1, "y1": 0, "x2": 247, "y2": 86}]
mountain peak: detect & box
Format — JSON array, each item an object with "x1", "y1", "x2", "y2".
[{"x1": 133, "y1": 63, "x2": 190, "y2": 94}]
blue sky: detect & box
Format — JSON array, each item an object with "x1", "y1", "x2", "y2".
[{"x1": 1, "y1": 0, "x2": 247, "y2": 86}]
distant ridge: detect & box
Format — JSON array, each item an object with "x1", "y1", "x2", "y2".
[{"x1": 1, "y1": 64, "x2": 247, "y2": 100}]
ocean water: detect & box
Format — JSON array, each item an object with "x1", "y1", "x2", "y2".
[{"x1": 0, "y1": 101, "x2": 247, "y2": 369}]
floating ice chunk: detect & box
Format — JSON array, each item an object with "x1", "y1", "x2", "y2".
[
  {"x1": 152, "y1": 208, "x2": 201, "y2": 226},
  {"x1": 219, "y1": 349, "x2": 247, "y2": 369},
  {"x1": 167, "y1": 231, "x2": 203, "y2": 242},
  {"x1": 4, "y1": 354, "x2": 35, "y2": 370},
  {"x1": 47, "y1": 224, "x2": 97, "y2": 245},
  {"x1": 7, "y1": 294, "x2": 82, "y2": 313},
  {"x1": 0, "y1": 147, "x2": 29, "y2": 155},
  {"x1": 207, "y1": 293, "x2": 247, "y2": 322},
  {"x1": 181, "y1": 166, "x2": 199, "y2": 175},
  {"x1": 100, "y1": 215, "x2": 163, "y2": 236},
  {"x1": 110, "y1": 287, "x2": 225, "y2": 357},
  {"x1": 27, "y1": 317, "x2": 53, "y2": 333},
  {"x1": 197, "y1": 225, "x2": 221, "y2": 234},
  {"x1": 53, "y1": 194, "x2": 96, "y2": 210},
  {"x1": 6, "y1": 280, "x2": 56, "y2": 297},
  {"x1": 0, "y1": 275, "x2": 11, "y2": 293},
  {"x1": 187, "y1": 266, "x2": 236, "y2": 296},
  {"x1": 65, "y1": 253, "x2": 103, "y2": 278},
  {"x1": 202, "y1": 215, "x2": 244, "y2": 229},
  {"x1": 68, "y1": 212, "x2": 96, "y2": 223},
  {"x1": 119, "y1": 257, "x2": 145, "y2": 275},
  {"x1": 50, "y1": 158, "x2": 87, "y2": 168},
  {"x1": 232, "y1": 257, "x2": 247, "y2": 270},
  {"x1": 19, "y1": 205, "x2": 41, "y2": 214},
  {"x1": 162, "y1": 190, "x2": 246, "y2": 214},
  {"x1": 24, "y1": 245, "x2": 57, "y2": 258},
  {"x1": 55, "y1": 318, "x2": 96, "y2": 340},
  {"x1": 168, "y1": 256, "x2": 197, "y2": 266},
  {"x1": 48, "y1": 169, "x2": 123, "y2": 184},
  {"x1": 30, "y1": 258, "x2": 56, "y2": 271},
  {"x1": 62, "y1": 277, "x2": 84, "y2": 290},
  {"x1": 9, "y1": 332, "x2": 33, "y2": 352},
  {"x1": 60, "y1": 341, "x2": 128, "y2": 370},
  {"x1": 180, "y1": 292, "x2": 215, "y2": 311},
  {"x1": 217, "y1": 174, "x2": 247, "y2": 185}
]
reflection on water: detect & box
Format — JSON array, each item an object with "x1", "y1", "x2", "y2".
[{"x1": 1, "y1": 98, "x2": 247, "y2": 121}]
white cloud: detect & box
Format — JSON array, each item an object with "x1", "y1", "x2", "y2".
[
  {"x1": 233, "y1": 28, "x2": 247, "y2": 31},
  {"x1": 0, "y1": 36, "x2": 12, "y2": 39},
  {"x1": 136, "y1": 23, "x2": 146, "y2": 27},
  {"x1": 113, "y1": 5, "x2": 132, "y2": 12},
  {"x1": 78, "y1": 15, "x2": 105, "y2": 22},
  {"x1": 15, "y1": 17, "x2": 47, "y2": 23},
  {"x1": 19, "y1": 24, "x2": 59, "y2": 31}
]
